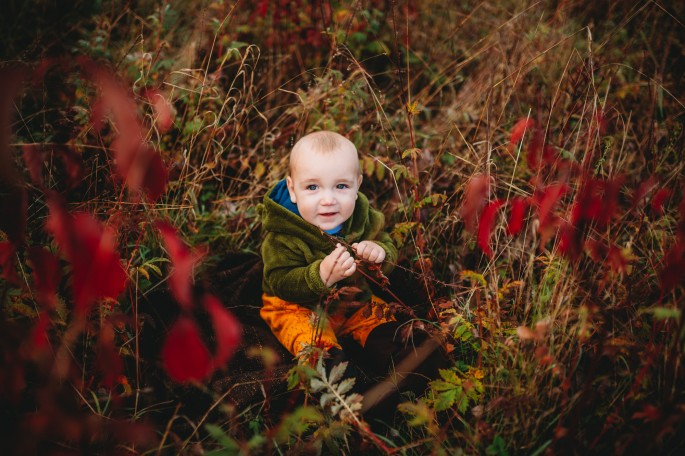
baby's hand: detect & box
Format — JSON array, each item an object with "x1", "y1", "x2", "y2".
[
  {"x1": 320, "y1": 244, "x2": 357, "y2": 287},
  {"x1": 352, "y1": 241, "x2": 386, "y2": 264}
]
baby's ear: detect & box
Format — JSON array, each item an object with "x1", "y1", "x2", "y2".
[{"x1": 286, "y1": 176, "x2": 297, "y2": 203}]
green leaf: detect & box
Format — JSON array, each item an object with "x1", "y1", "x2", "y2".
[
  {"x1": 434, "y1": 388, "x2": 457, "y2": 411},
  {"x1": 375, "y1": 161, "x2": 386, "y2": 181},
  {"x1": 486, "y1": 435, "x2": 509, "y2": 456},
  {"x1": 438, "y1": 368, "x2": 461, "y2": 384},
  {"x1": 430, "y1": 380, "x2": 457, "y2": 392},
  {"x1": 641, "y1": 307, "x2": 681, "y2": 320},
  {"x1": 205, "y1": 424, "x2": 240, "y2": 452},
  {"x1": 274, "y1": 406, "x2": 323, "y2": 443},
  {"x1": 402, "y1": 147, "x2": 421, "y2": 160}
]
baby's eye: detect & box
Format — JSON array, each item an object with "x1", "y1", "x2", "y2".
[
  {"x1": 306, "y1": 184, "x2": 318, "y2": 191},
  {"x1": 336, "y1": 183, "x2": 349, "y2": 189}
]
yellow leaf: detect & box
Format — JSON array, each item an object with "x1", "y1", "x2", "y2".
[
  {"x1": 254, "y1": 161, "x2": 266, "y2": 179},
  {"x1": 460, "y1": 270, "x2": 487, "y2": 287},
  {"x1": 406, "y1": 100, "x2": 420, "y2": 115}
]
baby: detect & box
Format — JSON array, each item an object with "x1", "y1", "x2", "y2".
[{"x1": 258, "y1": 130, "x2": 397, "y2": 358}]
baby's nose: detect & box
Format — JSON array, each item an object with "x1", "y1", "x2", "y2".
[{"x1": 320, "y1": 191, "x2": 336, "y2": 205}]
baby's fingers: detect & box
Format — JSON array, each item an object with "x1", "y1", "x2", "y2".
[
  {"x1": 366, "y1": 249, "x2": 380, "y2": 263},
  {"x1": 342, "y1": 261, "x2": 357, "y2": 277}
]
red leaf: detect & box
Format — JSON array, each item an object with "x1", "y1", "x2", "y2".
[
  {"x1": 90, "y1": 98, "x2": 106, "y2": 132},
  {"x1": 534, "y1": 183, "x2": 569, "y2": 231},
  {"x1": 586, "y1": 240, "x2": 629, "y2": 273},
  {"x1": 0, "y1": 241, "x2": 19, "y2": 284},
  {"x1": 141, "y1": 147, "x2": 168, "y2": 202},
  {"x1": 46, "y1": 196, "x2": 127, "y2": 316},
  {"x1": 660, "y1": 242, "x2": 685, "y2": 292},
  {"x1": 162, "y1": 317, "x2": 212, "y2": 383},
  {"x1": 84, "y1": 61, "x2": 167, "y2": 201},
  {"x1": 510, "y1": 118, "x2": 537, "y2": 147},
  {"x1": 477, "y1": 199, "x2": 504, "y2": 257},
  {"x1": 632, "y1": 404, "x2": 661, "y2": 423},
  {"x1": 526, "y1": 132, "x2": 543, "y2": 169},
  {"x1": 571, "y1": 177, "x2": 623, "y2": 228},
  {"x1": 31, "y1": 58, "x2": 57, "y2": 85},
  {"x1": 97, "y1": 319, "x2": 123, "y2": 388},
  {"x1": 55, "y1": 147, "x2": 84, "y2": 188},
  {"x1": 204, "y1": 295, "x2": 242, "y2": 369},
  {"x1": 506, "y1": 197, "x2": 529, "y2": 236},
  {"x1": 112, "y1": 140, "x2": 168, "y2": 202},
  {"x1": 651, "y1": 188, "x2": 671, "y2": 215},
  {"x1": 558, "y1": 222, "x2": 583, "y2": 261},
  {"x1": 631, "y1": 176, "x2": 658, "y2": 210},
  {"x1": 144, "y1": 89, "x2": 174, "y2": 133},
  {"x1": 532, "y1": 183, "x2": 569, "y2": 248},
  {"x1": 21, "y1": 144, "x2": 45, "y2": 186},
  {"x1": 31, "y1": 311, "x2": 52, "y2": 350},
  {"x1": 28, "y1": 247, "x2": 61, "y2": 310},
  {"x1": 156, "y1": 221, "x2": 206, "y2": 310},
  {"x1": 606, "y1": 245, "x2": 629, "y2": 274},
  {"x1": 460, "y1": 174, "x2": 490, "y2": 233}
]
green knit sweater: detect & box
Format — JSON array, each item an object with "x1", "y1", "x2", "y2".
[{"x1": 258, "y1": 180, "x2": 397, "y2": 308}]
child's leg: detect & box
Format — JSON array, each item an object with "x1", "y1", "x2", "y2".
[
  {"x1": 260, "y1": 294, "x2": 341, "y2": 356},
  {"x1": 337, "y1": 295, "x2": 396, "y2": 347}
]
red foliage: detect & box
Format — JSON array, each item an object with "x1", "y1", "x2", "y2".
[
  {"x1": 631, "y1": 176, "x2": 659, "y2": 210},
  {"x1": 0, "y1": 241, "x2": 19, "y2": 284},
  {"x1": 113, "y1": 141, "x2": 168, "y2": 202},
  {"x1": 28, "y1": 247, "x2": 61, "y2": 310},
  {"x1": 570, "y1": 177, "x2": 623, "y2": 228},
  {"x1": 204, "y1": 295, "x2": 242, "y2": 369},
  {"x1": 460, "y1": 174, "x2": 490, "y2": 233},
  {"x1": 21, "y1": 144, "x2": 45, "y2": 186},
  {"x1": 83, "y1": 60, "x2": 168, "y2": 202},
  {"x1": 46, "y1": 196, "x2": 127, "y2": 316},
  {"x1": 31, "y1": 311, "x2": 52, "y2": 351},
  {"x1": 532, "y1": 183, "x2": 569, "y2": 248},
  {"x1": 651, "y1": 188, "x2": 671, "y2": 215},
  {"x1": 660, "y1": 242, "x2": 685, "y2": 292},
  {"x1": 96, "y1": 319, "x2": 123, "y2": 388},
  {"x1": 477, "y1": 199, "x2": 504, "y2": 257},
  {"x1": 586, "y1": 240, "x2": 629, "y2": 274},
  {"x1": 21, "y1": 145, "x2": 84, "y2": 190},
  {"x1": 55, "y1": 147, "x2": 84, "y2": 188},
  {"x1": 143, "y1": 89, "x2": 174, "y2": 133},
  {"x1": 161, "y1": 316, "x2": 212, "y2": 383},
  {"x1": 527, "y1": 132, "x2": 561, "y2": 170},
  {"x1": 156, "y1": 221, "x2": 206, "y2": 310},
  {"x1": 558, "y1": 222, "x2": 583, "y2": 261},
  {"x1": 506, "y1": 197, "x2": 529, "y2": 236},
  {"x1": 510, "y1": 118, "x2": 537, "y2": 147}
]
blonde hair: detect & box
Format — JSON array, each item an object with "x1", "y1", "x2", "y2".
[{"x1": 289, "y1": 131, "x2": 359, "y2": 174}]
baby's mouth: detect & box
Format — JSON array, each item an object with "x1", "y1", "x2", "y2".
[{"x1": 320, "y1": 212, "x2": 337, "y2": 217}]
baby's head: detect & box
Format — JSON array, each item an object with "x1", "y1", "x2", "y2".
[{"x1": 286, "y1": 131, "x2": 362, "y2": 231}]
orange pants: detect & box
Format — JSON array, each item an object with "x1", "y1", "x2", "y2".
[{"x1": 261, "y1": 294, "x2": 396, "y2": 356}]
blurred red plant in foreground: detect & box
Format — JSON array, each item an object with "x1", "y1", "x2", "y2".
[
  {"x1": 46, "y1": 194, "x2": 128, "y2": 317},
  {"x1": 157, "y1": 222, "x2": 242, "y2": 383}
]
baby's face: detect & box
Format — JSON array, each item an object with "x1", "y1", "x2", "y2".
[{"x1": 286, "y1": 145, "x2": 362, "y2": 231}]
